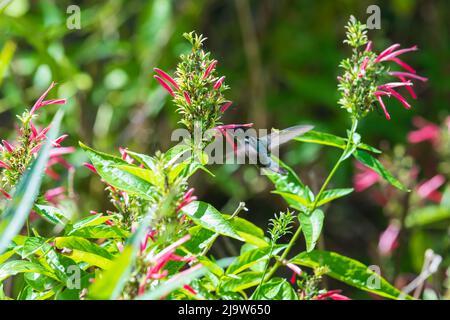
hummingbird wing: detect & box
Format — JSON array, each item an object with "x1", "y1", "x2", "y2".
[{"x1": 261, "y1": 125, "x2": 314, "y2": 152}]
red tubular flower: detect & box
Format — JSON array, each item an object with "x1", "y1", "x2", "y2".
[
  {"x1": 30, "y1": 121, "x2": 38, "y2": 140},
  {"x1": 213, "y1": 76, "x2": 226, "y2": 90},
  {"x1": 138, "y1": 235, "x2": 193, "y2": 295},
  {"x1": 84, "y1": 163, "x2": 98, "y2": 174},
  {"x1": 0, "y1": 188, "x2": 12, "y2": 200},
  {"x1": 119, "y1": 147, "x2": 134, "y2": 164},
  {"x1": 2, "y1": 140, "x2": 14, "y2": 153},
  {"x1": 35, "y1": 126, "x2": 51, "y2": 142},
  {"x1": 220, "y1": 101, "x2": 232, "y2": 113},
  {"x1": 183, "y1": 91, "x2": 191, "y2": 105},
  {"x1": 203, "y1": 60, "x2": 217, "y2": 79},
  {"x1": 176, "y1": 188, "x2": 198, "y2": 212},
  {"x1": 154, "y1": 75, "x2": 175, "y2": 97},
  {"x1": 0, "y1": 160, "x2": 11, "y2": 170},
  {"x1": 153, "y1": 68, "x2": 180, "y2": 91},
  {"x1": 369, "y1": 44, "x2": 428, "y2": 120},
  {"x1": 52, "y1": 134, "x2": 69, "y2": 148},
  {"x1": 30, "y1": 82, "x2": 66, "y2": 115},
  {"x1": 183, "y1": 285, "x2": 197, "y2": 295},
  {"x1": 316, "y1": 290, "x2": 351, "y2": 300}
]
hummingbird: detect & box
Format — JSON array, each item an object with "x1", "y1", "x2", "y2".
[{"x1": 224, "y1": 125, "x2": 314, "y2": 174}]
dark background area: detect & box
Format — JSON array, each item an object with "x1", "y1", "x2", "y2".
[{"x1": 1, "y1": 0, "x2": 449, "y2": 298}]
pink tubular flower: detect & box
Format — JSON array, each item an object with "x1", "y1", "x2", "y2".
[
  {"x1": 138, "y1": 235, "x2": 193, "y2": 295},
  {"x1": 153, "y1": 68, "x2": 180, "y2": 91},
  {"x1": 0, "y1": 188, "x2": 12, "y2": 200},
  {"x1": 52, "y1": 134, "x2": 69, "y2": 148},
  {"x1": 366, "y1": 43, "x2": 428, "y2": 120},
  {"x1": 213, "y1": 76, "x2": 226, "y2": 90},
  {"x1": 176, "y1": 188, "x2": 198, "y2": 212},
  {"x1": 378, "y1": 221, "x2": 400, "y2": 256},
  {"x1": 154, "y1": 75, "x2": 175, "y2": 97},
  {"x1": 417, "y1": 175, "x2": 445, "y2": 203},
  {"x1": 35, "y1": 126, "x2": 51, "y2": 142},
  {"x1": 407, "y1": 117, "x2": 440, "y2": 145},
  {"x1": 203, "y1": 60, "x2": 217, "y2": 79},
  {"x1": 286, "y1": 263, "x2": 302, "y2": 285},
  {"x1": 119, "y1": 147, "x2": 134, "y2": 164},
  {"x1": 84, "y1": 163, "x2": 98, "y2": 174},
  {"x1": 220, "y1": 101, "x2": 232, "y2": 113},
  {"x1": 183, "y1": 91, "x2": 191, "y2": 105},
  {"x1": 44, "y1": 186, "x2": 66, "y2": 204},
  {"x1": 30, "y1": 82, "x2": 66, "y2": 115},
  {"x1": 2, "y1": 140, "x2": 14, "y2": 153},
  {"x1": 316, "y1": 290, "x2": 351, "y2": 300},
  {"x1": 353, "y1": 161, "x2": 380, "y2": 192},
  {"x1": 0, "y1": 160, "x2": 11, "y2": 170}
]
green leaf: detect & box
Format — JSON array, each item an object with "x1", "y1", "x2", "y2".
[
  {"x1": 125, "y1": 150, "x2": 157, "y2": 170},
  {"x1": 221, "y1": 271, "x2": 262, "y2": 292},
  {"x1": 0, "y1": 250, "x2": 15, "y2": 264},
  {"x1": 0, "y1": 110, "x2": 64, "y2": 255},
  {"x1": 0, "y1": 260, "x2": 56, "y2": 282},
  {"x1": 405, "y1": 206, "x2": 450, "y2": 228},
  {"x1": 265, "y1": 160, "x2": 313, "y2": 211},
  {"x1": 226, "y1": 245, "x2": 285, "y2": 275},
  {"x1": 299, "y1": 209, "x2": 324, "y2": 252},
  {"x1": 316, "y1": 188, "x2": 354, "y2": 207},
  {"x1": 115, "y1": 164, "x2": 161, "y2": 187},
  {"x1": 79, "y1": 142, "x2": 156, "y2": 200},
  {"x1": 34, "y1": 205, "x2": 69, "y2": 225},
  {"x1": 441, "y1": 185, "x2": 450, "y2": 208},
  {"x1": 251, "y1": 278, "x2": 298, "y2": 300},
  {"x1": 271, "y1": 191, "x2": 310, "y2": 209},
  {"x1": 183, "y1": 226, "x2": 217, "y2": 255},
  {"x1": 0, "y1": 40, "x2": 16, "y2": 85},
  {"x1": 180, "y1": 201, "x2": 243, "y2": 241},
  {"x1": 55, "y1": 237, "x2": 114, "y2": 269},
  {"x1": 353, "y1": 150, "x2": 408, "y2": 192},
  {"x1": 291, "y1": 250, "x2": 409, "y2": 300},
  {"x1": 67, "y1": 224, "x2": 129, "y2": 239},
  {"x1": 295, "y1": 130, "x2": 381, "y2": 153},
  {"x1": 223, "y1": 215, "x2": 268, "y2": 247}
]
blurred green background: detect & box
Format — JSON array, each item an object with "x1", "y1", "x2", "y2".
[{"x1": 1, "y1": 0, "x2": 449, "y2": 297}]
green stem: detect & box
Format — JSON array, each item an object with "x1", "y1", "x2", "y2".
[{"x1": 264, "y1": 117, "x2": 359, "y2": 281}]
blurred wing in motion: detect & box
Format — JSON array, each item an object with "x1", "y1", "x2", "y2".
[{"x1": 262, "y1": 125, "x2": 314, "y2": 151}]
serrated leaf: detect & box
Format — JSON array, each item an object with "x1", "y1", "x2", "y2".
[
  {"x1": 299, "y1": 209, "x2": 324, "y2": 252},
  {"x1": 180, "y1": 201, "x2": 242, "y2": 241},
  {"x1": 291, "y1": 250, "x2": 410, "y2": 300},
  {"x1": 353, "y1": 150, "x2": 408, "y2": 192}
]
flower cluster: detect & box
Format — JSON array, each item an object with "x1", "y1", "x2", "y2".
[
  {"x1": 338, "y1": 16, "x2": 427, "y2": 120},
  {"x1": 153, "y1": 32, "x2": 231, "y2": 134},
  {"x1": 0, "y1": 82, "x2": 71, "y2": 200}
]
